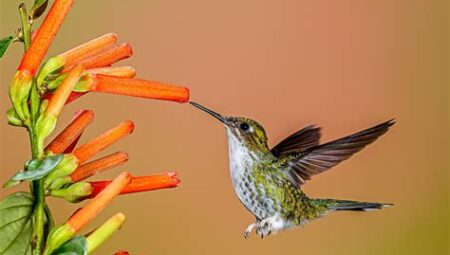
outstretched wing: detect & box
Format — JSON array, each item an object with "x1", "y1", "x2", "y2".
[
  {"x1": 281, "y1": 119, "x2": 395, "y2": 187},
  {"x1": 271, "y1": 125, "x2": 321, "y2": 157}
]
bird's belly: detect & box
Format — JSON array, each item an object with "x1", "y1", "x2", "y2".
[
  {"x1": 230, "y1": 163, "x2": 280, "y2": 220},
  {"x1": 227, "y1": 133, "x2": 281, "y2": 220}
]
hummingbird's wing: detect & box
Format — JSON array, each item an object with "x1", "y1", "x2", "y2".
[
  {"x1": 280, "y1": 119, "x2": 395, "y2": 187},
  {"x1": 271, "y1": 125, "x2": 321, "y2": 157}
]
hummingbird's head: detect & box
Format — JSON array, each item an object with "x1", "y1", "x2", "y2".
[{"x1": 190, "y1": 102, "x2": 269, "y2": 152}]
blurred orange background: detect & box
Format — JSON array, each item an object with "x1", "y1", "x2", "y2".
[{"x1": 0, "y1": 0, "x2": 448, "y2": 254}]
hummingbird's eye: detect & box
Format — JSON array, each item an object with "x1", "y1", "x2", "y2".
[{"x1": 240, "y1": 123, "x2": 250, "y2": 131}]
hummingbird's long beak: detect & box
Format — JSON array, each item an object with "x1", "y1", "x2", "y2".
[{"x1": 190, "y1": 102, "x2": 227, "y2": 124}]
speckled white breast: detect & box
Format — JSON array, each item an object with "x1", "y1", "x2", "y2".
[{"x1": 225, "y1": 128, "x2": 277, "y2": 219}]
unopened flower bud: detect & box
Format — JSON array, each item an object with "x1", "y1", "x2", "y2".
[
  {"x1": 49, "y1": 182, "x2": 92, "y2": 203},
  {"x1": 6, "y1": 108, "x2": 23, "y2": 127},
  {"x1": 45, "y1": 154, "x2": 78, "y2": 189}
]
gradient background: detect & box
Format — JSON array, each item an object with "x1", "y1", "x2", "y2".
[{"x1": 0, "y1": 0, "x2": 448, "y2": 254}]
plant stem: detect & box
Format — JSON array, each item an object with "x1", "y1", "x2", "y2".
[
  {"x1": 32, "y1": 180, "x2": 45, "y2": 255},
  {"x1": 19, "y1": 3, "x2": 47, "y2": 254},
  {"x1": 30, "y1": 72, "x2": 46, "y2": 255},
  {"x1": 19, "y1": 3, "x2": 31, "y2": 51},
  {"x1": 30, "y1": 85, "x2": 47, "y2": 254}
]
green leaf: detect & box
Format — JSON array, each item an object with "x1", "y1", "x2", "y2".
[
  {"x1": 30, "y1": 0, "x2": 49, "y2": 19},
  {"x1": 51, "y1": 236, "x2": 87, "y2": 255},
  {"x1": 0, "y1": 36, "x2": 14, "y2": 59},
  {"x1": 9, "y1": 154, "x2": 64, "y2": 183},
  {"x1": 26, "y1": 158, "x2": 44, "y2": 171},
  {"x1": 0, "y1": 192, "x2": 33, "y2": 255}
]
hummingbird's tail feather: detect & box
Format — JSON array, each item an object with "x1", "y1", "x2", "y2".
[{"x1": 317, "y1": 199, "x2": 393, "y2": 211}]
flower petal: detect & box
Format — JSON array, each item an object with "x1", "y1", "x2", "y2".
[
  {"x1": 70, "y1": 151, "x2": 129, "y2": 182},
  {"x1": 86, "y1": 66, "x2": 136, "y2": 78},
  {"x1": 60, "y1": 33, "x2": 119, "y2": 67},
  {"x1": 42, "y1": 91, "x2": 87, "y2": 105},
  {"x1": 45, "y1": 64, "x2": 84, "y2": 117},
  {"x1": 114, "y1": 251, "x2": 130, "y2": 255},
  {"x1": 46, "y1": 109, "x2": 94, "y2": 154},
  {"x1": 91, "y1": 75, "x2": 189, "y2": 103},
  {"x1": 68, "y1": 172, "x2": 131, "y2": 232},
  {"x1": 73, "y1": 121, "x2": 134, "y2": 164},
  {"x1": 18, "y1": 0, "x2": 75, "y2": 75},
  {"x1": 66, "y1": 43, "x2": 132, "y2": 71},
  {"x1": 121, "y1": 172, "x2": 180, "y2": 194},
  {"x1": 88, "y1": 172, "x2": 180, "y2": 198}
]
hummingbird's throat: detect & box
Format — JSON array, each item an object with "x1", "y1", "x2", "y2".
[{"x1": 226, "y1": 128, "x2": 258, "y2": 173}]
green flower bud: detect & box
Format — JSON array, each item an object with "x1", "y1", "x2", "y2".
[
  {"x1": 47, "y1": 72, "x2": 95, "y2": 92},
  {"x1": 6, "y1": 108, "x2": 23, "y2": 126},
  {"x1": 45, "y1": 154, "x2": 78, "y2": 189},
  {"x1": 46, "y1": 73, "x2": 67, "y2": 91},
  {"x1": 9, "y1": 71, "x2": 32, "y2": 122},
  {"x1": 43, "y1": 223, "x2": 75, "y2": 255},
  {"x1": 73, "y1": 73, "x2": 95, "y2": 92},
  {"x1": 36, "y1": 113, "x2": 57, "y2": 153},
  {"x1": 49, "y1": 182, "x2": 92, "y2": 203},
  {"x1": 36, "y1": 56, "x2": 65, "y2": 94},
  {"x1": 47, "y1": 176, "x2": 72, "y2": 190}
]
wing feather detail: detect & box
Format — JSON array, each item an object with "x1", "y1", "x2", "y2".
[
  {"x1": 281, "y1": 119, "x2": 395, "y2": 187},
  {"x1": 271, "y1": 125, "x2": 321, "y2": 157}
]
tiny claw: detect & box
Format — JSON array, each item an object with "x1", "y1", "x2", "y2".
[{"x1": 244, "y1": 223, "x2": 256, "y2": 239}]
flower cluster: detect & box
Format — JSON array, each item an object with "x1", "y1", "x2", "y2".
[
  {"x1": 2, "y1": 0, "x2": 189, "y2": 254},
  {"x1": 44, "y1": 111, "x2": 181, "y2": 203}
]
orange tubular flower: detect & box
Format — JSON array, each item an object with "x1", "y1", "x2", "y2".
[
  {"x1": 46, "y1": 110, "x2": 95, "y2": 154},
  {"x1": 63, "y1": 134, "x2": 81, "y2": 153},
  {"x1": 66, "y1": 43, "x2": 133, "y2": 71},
  {"x1": 68, "y1": 172, "x2": 131, "y2": 232},
  {"x1": 35, "y1": 64, "x2": 85, "y2": 154},
  {"x1": 59, "y1": 33, "x2": 119, "y2": 67},
  {"x1": 86, "y1": 66, "x2": 136, "y2": 78},
  {"x1": 91, "y1": 75, "x2": 190, "y2": 103},
  {"x1": 73, "y1": 120, "x2": 134, "y2": 164},
  {"x1": 43, "y1": 91, "x2": 87, "y2": 105},
  {"x1": 44, "y1": 172, "x2": 132, "y2": 255},
  {"x1": 19, "y1": 0, "x2": 74, "y2": 75},
  {"x1": 5, "y1": 0, "x2": 188, "y2": 252},
  {"x1": 88, "y1": 172, "x2": 180, "y2": 198},
  {"x1": 121, "y1": 172, "x2": 180, "y2": 194},
  {"x1": 46, "y1": 64, "x2": 84, "y2": 117},
  {"x1": 70, "y1": 151, "x2": 129, "y2": 182},
  {"x1": 114, "y1": 251, "x2": 130, "y2": 255},
  {"x1": 65, "y1": 91, "x2": 87, "y2": 104}
]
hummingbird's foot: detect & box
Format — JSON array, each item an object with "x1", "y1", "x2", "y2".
[
  {"x1": 256, "y1": 218, "x2": 273, "y2": 238},
  {"x1": 244, "y1": 223, "x2": 257, "y2": 239},
  {"x1": 255, "y1": 216, "x2": 285, "y2": 238}
]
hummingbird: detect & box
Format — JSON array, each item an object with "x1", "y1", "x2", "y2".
[{"x1": 190, "y1": 102, "x2": 394, "y2": 238}]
